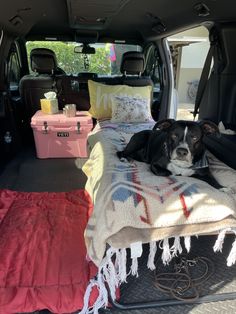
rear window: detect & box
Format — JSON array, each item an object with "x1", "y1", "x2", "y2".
[{"x1": 26, "y1": 42, "x2": 142, "y2": 76}]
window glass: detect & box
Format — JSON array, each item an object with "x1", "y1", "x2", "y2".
[
  {"x1": 26, "y1": 42, "x2": 142, "y2": 76},
  {"x1": 168, "y1": 26, "x2": 209, "y2": 120}
]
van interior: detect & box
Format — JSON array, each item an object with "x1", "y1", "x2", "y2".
[{"x1": 0, "y1": 1, "x2": 236, "y2": 314}]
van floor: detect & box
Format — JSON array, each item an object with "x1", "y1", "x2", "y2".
[
  {"x1": 2, "y1": 148, "x2": 236, "y2": 314},
  {"x1": 0, "y1": 147, "x2": 87, "y2": 192}
]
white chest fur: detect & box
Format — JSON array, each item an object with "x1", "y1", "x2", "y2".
[{"x1": 167, "y1": 162, "x2": 194, "y2": 176}]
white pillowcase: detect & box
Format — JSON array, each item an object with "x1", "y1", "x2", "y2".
[{"x1": 111, "y1": 95, "x2": 152, "y2": 123}]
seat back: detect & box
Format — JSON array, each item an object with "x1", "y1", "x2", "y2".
[
  {"x1": 56, "y1": 75, "x2": 92, "y2": 111},
  {"x1": 19, "y1": 48, "x2": 64, "y2": 120},
  {"x1": 120, "y1": 51, "x2": 153, "y2": 87},
  {"x1": 30, "y1": 48, "x2": 65, "y2": 75},
  {"x1": 92, "y1": 51, "x2": 153, "y2": 87}
]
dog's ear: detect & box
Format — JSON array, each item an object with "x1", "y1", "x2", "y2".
[
  {"x1": 199, "y1": 120, "x2": 220, "y2": 136},
  {"x1": 153, "y1": 119, "x2": 175, "y2": 131}
]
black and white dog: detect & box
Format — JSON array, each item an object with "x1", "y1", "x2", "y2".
[{"x1": 117, "y1": 119, "x2": 222, "y2": 189}]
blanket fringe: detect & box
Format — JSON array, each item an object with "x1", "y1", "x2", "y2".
[
  {"x1": 79, "y1": 279, "x2": 96, "y2": 314},
  {"x1": 93, "y1": 273, "x2": 108, "y2": 314},
  {"x1": 120, "y1": 248, "x2": 128, "y2": 282},
  {"x1": 115, "y1": 248, "x2": 127, "y2": 283},
  {"x1": 161, "y1": 238, "x2": 172, "y2": 265},
  {"x1": 79, "y1": 274, "x2": 108, "y2": 314},
  {"x1": 171, "y1": 236, "x2": 183, "y2": 257},
  {"x1": 213, "y1": 228, "x2": 231, "y2": 252},
  {"x1": 214, "y1": 228, "x2": 236, "y2": 267},
  {"x1": 184, "y1": 236, "x2": 191, "y2": 253},
  {"x1": 79, "y1": 248, "x2": 118, "y2": 314},
  {"x1": 131, "y1": 257, "x2": 139, "y2": 277},
  {"x1": 102, "y1": 249, "x2": 118, "y2": 300},
  {"x1": 160, "y1": 236, "x2": 188, "y2": 266},
  {"x1": 147, "y1": 241, "x2": 157, "y2": 270}
]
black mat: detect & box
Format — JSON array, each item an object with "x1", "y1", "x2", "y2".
[
  {"x1": 0, "y1": 147, "x2": 87, "y2": 192},
  {"x1": 102, "y1": 235, "x2": 236, "y2": 314}
]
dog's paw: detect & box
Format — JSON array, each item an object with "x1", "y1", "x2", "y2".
[
  {"x1": 119, "y1": 157, "x2": 136, "y2": 168},
  {"x1": 151, "y1": 165, "x2": 171, "y2": 176},
  {"x1": 219, "y1": 187, "x2": 234, "y2": 194},
  {"x1": 117, "y1": 151, "x2": 123, "y2": 159},
  {"x1": 120, "y1": 157, "x2": 129, "y2": 163}
]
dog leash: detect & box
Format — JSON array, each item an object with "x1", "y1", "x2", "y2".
[{"x1": 153, "y1": 255, "x2": 214, "y2": 302}]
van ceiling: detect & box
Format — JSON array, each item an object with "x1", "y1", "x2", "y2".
[{"x1": 1, "y1": 0, "x2": 236, "y2": 42}]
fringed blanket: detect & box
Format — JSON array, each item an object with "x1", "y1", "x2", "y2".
[{"x1": 80, "y1": 120, "x2": 236, "y2": 313}]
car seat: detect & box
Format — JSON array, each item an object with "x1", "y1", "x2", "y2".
[{"x1": 19, "y1": 48, "x2": 65, "y2": 121}]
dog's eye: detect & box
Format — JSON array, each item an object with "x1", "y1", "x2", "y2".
[
  {"x1": 171, "y1": 134, "x2": 178, "y2": 140},
  {"x1": 191, "y1": 136, "x2": 198, "y2": 142}
]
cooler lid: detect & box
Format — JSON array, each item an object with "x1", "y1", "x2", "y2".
[{"x1": 31, "y1": 110, "x2": 93, "y2": 126}]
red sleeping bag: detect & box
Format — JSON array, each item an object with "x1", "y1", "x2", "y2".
[{"x1": 0, "y1": 189, "x2": 98, "y2": 313}]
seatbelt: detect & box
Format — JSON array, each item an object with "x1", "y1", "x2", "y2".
[{"x1": 193, "y1": 43, "x2": 216, "y2": 120}]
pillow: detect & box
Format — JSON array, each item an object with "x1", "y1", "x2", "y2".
[
  {"x1": 111, "y1": 95, "x2": 152, "y2": 123},
  {"x1": 88, "y1": 80, "x2": 152, "y2": 119}
]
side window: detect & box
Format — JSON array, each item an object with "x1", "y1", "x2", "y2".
[
  {"x1": 7, "y1": 45, "x2": 21, "y2": 90},
  {"x1": 168, "y1": 26, "x2": 209, "y2": 120}
]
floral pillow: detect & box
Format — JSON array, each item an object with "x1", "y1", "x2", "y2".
[{"x1": 111, "y1": 95, "x2": 152, "y2": 123}]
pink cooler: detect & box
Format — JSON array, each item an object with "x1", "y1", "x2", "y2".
[{"x1": 31, "y1": 110, "x2": 93, "y2": 158}]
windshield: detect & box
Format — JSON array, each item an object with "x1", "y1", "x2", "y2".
[{"x1": 26, "y1": 42, "x2": 142, "y2": 76}]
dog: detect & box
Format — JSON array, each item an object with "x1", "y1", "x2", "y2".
[{"x1": 117, "y1": 119, "x2": 223, "y2": 189}]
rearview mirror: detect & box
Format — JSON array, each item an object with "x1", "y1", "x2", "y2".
[{"x1": 74, "y1": 44, "x2": 95, "y2": 54}]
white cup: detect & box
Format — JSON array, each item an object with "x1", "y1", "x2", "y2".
[{"x1": 63, "y1": 104, "x2": 76, "y2": 117}]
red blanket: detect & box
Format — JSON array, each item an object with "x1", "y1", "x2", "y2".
[{"x1": 0, "y1": 189, "x2": 98, "y2": 313}]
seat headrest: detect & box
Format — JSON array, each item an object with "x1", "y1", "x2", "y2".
[
  {"x1": 30, "y1": 48, "x2": 57, "y2": 74},
  {"x1": 120, "y1": 51, "x2": 145, "y2": 75}
]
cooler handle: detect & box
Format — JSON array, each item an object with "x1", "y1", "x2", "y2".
[
  {"x1": 43, "y1": 124, "x2": 81, "y2": 133},
  {"x1": 49, "y1": 126, "x2": 74, "y2": 131}
]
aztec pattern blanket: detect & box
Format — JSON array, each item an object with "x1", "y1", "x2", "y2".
[{"x1": 80, "y1": 120, "x2": 236, "y2": 314}]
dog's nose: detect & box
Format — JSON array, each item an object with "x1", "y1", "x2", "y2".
[{"x1": 176, "y1": 147, "x2": 188, "y2": 158}]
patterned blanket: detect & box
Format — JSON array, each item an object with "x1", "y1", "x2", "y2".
[{"x1": 80, "y1": 120, "x2": 236, "y2": 313}]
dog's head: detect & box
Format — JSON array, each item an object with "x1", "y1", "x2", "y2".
[{"x1": 154, "y1": 119, "x2": 219, "y2": 168}]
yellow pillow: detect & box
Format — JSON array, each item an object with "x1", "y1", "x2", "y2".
[{"x1": 88, "y1": 80, "x2": 152, "y2": 119}]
